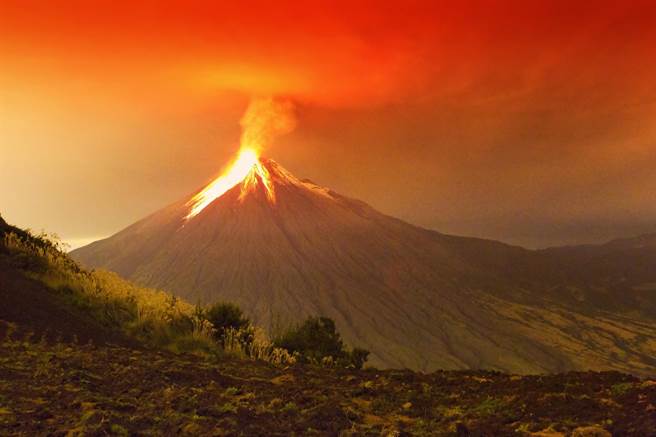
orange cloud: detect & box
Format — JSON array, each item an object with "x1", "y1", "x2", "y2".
[{"x1": 2, "y1": 0, "x2": 655, "y2": 109}]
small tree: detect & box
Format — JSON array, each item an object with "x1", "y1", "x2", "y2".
[
  {"x1": 205, "y1": 302, "x2": 251, "y2": 345},
  {"x1": 348, "y1": 347, "x2": 370, "y2": 370},
  {"x1": 274, "y1": 316, "x2": 369, "y2": 369}
]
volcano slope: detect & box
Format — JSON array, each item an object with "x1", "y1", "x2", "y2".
[{"x1": 72, "y1": 159, "x2": 656, "y2": 375}]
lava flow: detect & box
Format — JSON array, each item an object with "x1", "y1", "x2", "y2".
[
  {"x1": 185, "y1": 148, "x2": 274, "y2": 219},
  {"x1": 185, "y1": 97, "x2": 295, "y2": 220}
]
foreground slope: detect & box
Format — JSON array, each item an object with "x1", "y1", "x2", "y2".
[
  {"x1": 0, "y1": 216, "x2": 132, "y2": 345},
  {"x1": 71, "y1": 160, "x2": 656, "y2": 374},
  {"x1": 0, "y1": 264, "x2": 133, "y2": 347},
  {"x1": 2, "y1": 334, "x2": 656, "y2": 436}
]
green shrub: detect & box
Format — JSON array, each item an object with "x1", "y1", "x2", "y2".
[
  {"x1": 349, "y1": 347, "x2": 371, "y2": 370},
  {"x1": 205, "y1": 302, "x2": 252, "y2": 346},
  {"x1": 274, "y1": 316, "x2": 369, "y2": 369},
  {"x1": 610, "y1": 382, "x2": 634, "y2": 396}
]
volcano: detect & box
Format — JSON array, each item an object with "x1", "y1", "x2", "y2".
[{"x1": 72, "y1": 157, "x2": 656, "y2": 374}]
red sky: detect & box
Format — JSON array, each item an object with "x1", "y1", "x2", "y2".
[{"x1": 2, "y1": 0, "x2": 656, "y2": 248}]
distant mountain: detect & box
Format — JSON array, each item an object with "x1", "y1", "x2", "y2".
[{"x1": 71, "y1": 158, "x2": 656, "y2": 375}]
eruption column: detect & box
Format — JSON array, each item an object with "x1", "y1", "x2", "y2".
[{"x1": 185, "y1": 97, "x2": 295, "y2": 219}]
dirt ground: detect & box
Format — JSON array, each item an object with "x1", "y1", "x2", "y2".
[{"x1": 1, "y1": 330, "x2": 655, "y2": 436}]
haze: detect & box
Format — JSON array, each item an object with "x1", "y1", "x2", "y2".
[{"x1": 2, "y1": 0, "x2": 655, "y2": 249}]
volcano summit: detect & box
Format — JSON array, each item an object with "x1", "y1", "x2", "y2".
[{"x1": 72, "y1": 156, "x2": 656, "y2": 374}]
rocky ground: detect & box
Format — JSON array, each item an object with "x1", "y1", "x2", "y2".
[{"x1": 1, "y1": 329, "x2": 655, "y2": 436}]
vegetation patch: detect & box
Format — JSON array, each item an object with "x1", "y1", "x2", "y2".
[{"x1": 273, "y1": 316, "x2": 369, "y2": 369}]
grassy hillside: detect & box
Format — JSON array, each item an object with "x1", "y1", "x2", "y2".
[{"x1": 0, "y1": 217, "x2": 210, "y2": 351}]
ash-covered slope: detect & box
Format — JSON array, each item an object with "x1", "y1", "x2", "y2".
[{"x1": 72, "y1": 160, "x2": 656, "y2": 374}]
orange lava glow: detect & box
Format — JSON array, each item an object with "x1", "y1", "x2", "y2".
[
  {"x1": 185, "y1": 148, "x2": 268, "y2": 219},
  {"x1": 185, "y1": 97, "x2": 294, "y2": 219},
  {"x1": 240, "y1": 158, "x2": 275, "y2": 203}
]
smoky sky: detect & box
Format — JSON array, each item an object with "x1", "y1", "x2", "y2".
[{"x1": 1, "y1": 0, "x2": 656, "y2": 248}]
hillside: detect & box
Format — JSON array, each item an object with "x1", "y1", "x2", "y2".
[
  {"x1": 0, "y1": 216, "x2": 221, "y2": 357},
  {"x1": 71, "y1": 159, "x2": 656, "y2": 375},
  {"x1": 3, "y1": 334, "x2": 656, "y2": 436},
  {"x1": 0, "y1": 216, "x2": 132, "y2": 345},
  {"x1": 534, "y1": 235, "x2": 656, "y2": 317}
]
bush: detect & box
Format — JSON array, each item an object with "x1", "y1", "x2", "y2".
[
  {"x1": 349, "y1": 347, "x2": 371, "y2": 370},
  {"x1": 274, "y1": 316, "x2": 369, "y2": 369},
  {"x1": 205, "y1": 302, "x2": 252, "y2": 345}
]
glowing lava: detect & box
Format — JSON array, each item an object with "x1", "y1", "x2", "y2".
[
  {"x1": 185, "y1": 148, "x2": 274, "y2": 219},
  {"x1": 185, "y1": 97, "x2": 295, "y2": 220}
]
